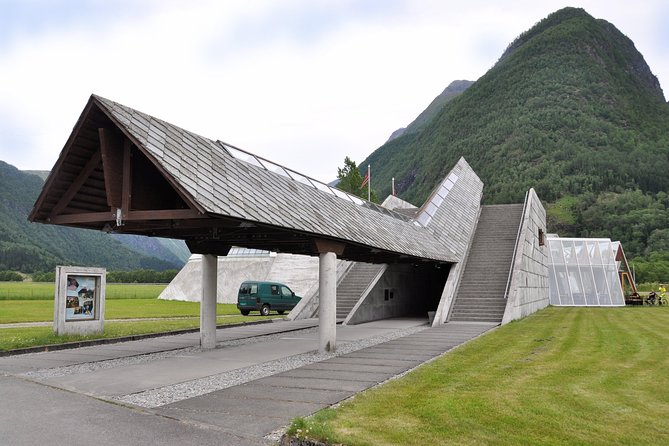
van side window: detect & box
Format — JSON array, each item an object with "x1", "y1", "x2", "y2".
[
  {"x1": 250, "y1": 284, "x2": 258, "y2": 295},
  {"x1": 281, "y1": 286, "x2": 292, "y2": 297},
  {"x1": 270, "y1": 285, "x2": 279, "y2": 295}
]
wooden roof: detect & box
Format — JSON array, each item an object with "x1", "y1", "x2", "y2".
[{"x1": 30, "y1": 95, "x2": 482, "y2": 264}]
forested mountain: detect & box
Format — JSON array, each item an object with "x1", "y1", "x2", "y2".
[
  {"x1": 386, "y1": 80, "x2": 474, "y2": 142},
  {"x1": 0, "y1": 161, "x2": 188, "y2": 273},
  {"x1": 360, "y1": 7, "x2": 669, "y2": 263}
]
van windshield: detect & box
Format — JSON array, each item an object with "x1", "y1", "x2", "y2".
[{"x1": 281, "y1": 286, "x2": 292, "y2": 297}]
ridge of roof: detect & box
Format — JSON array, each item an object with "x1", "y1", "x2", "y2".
[{"x1": 91, "y1": 94, "x2": 465, "y2": 263}]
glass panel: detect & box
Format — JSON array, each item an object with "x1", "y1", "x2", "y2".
[
  {"x1": 261, "y1": 159, "x2": 291, "y2": 179},
  {"x1": 290, "y1": 170, "x2": 315, "y2": 187},
  {"x1": 564, "y1": 241, "x2": 578, "y2": 265},
  {"x1": 599, "y1": 241, "x2": 613, "y2": 264},
  {"x1": 592, "y1": 266, "x2": 609, "y2": 305},
  {"x1": 580, "y1": 266, "x2": 598, "y2": 305},
  {"x1": 567, "y1": 266, "x2": 585, "y2": 305},
  {"x1": 554, "y1": 265, "x2": 572, "y2": 305},
  {"x1": 425, "y1": 202, "x2": 438, "y2": 217},
  {"x1": 416, "y1": 211, "x2": 431, "y2": 227},
  {"x1": 576, "y1": 240, "x2": 589, "y2": 263},
  {"x1": 331, "y1": 187, "x2": 351, "y2": 200},
  {"x1": 587, "y1": 241, "x2": 602, "y2": 264},
  {"x1": 605, "y1": 265, "x2": 623, "y2": 305},
  {"x1": 431, "y1": 194, "x2": 444, "y2": 207},
  {"x1": 549, "y1": 239, "x2": 564, "y2": 264},
  {"x1": 548, "y1": 265, "x2": 561, "y2": 305},
  {"x1": 222, "y1": 144, "x2": 247, "y2": 160},
  {"x1": 313, "y1": 181, "x2": 334, "y2": 195}
]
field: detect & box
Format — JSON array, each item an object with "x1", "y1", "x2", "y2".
[
  {"x1": 0, "y1": 282, "x2": 166, "y2": 300},
  {"x1": 0, "y1": 282, "x2": 283, "y2": 351},
  {"x1": 288, "y1": 306, "x2": 669, "y2": 445}
]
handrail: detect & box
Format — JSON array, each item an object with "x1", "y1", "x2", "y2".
[{"x1": 504, "y1": 190, "x2": 529, "y2": 299}]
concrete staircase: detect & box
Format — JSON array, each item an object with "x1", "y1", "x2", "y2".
[
  {"x1": 336, "y1": 262, "x2": 385, "y2": 319},
  {"x1": 449, "y1": 204, "x2": 524, "y2": 323}
]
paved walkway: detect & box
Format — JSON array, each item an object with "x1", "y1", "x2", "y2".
[{"x1": 0, "y1": 318, "x2": 496, "y2": 445}]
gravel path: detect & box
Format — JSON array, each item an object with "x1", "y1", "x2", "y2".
[
  {"x1": 116, "y1": 324, "x2": 427, "y2": 408},
  {"x1": 18, "y1": 322, "x2": 428, "y2": 409}
]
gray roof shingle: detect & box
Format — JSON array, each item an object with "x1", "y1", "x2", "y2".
[{"x1": 95, "y1": 95, "x2": 482, "y2": 264}]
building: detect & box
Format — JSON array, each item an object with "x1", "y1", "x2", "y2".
[{"x1": 30, "y1": 94, "x2": 550, "y2": 352}]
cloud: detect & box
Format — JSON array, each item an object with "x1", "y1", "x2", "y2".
[{"x1": 0, "y1": 0, "x2": 667, "y2": 182}]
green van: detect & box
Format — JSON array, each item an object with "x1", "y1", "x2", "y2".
[{"x1": 237, "y1": 281, "x2": 301, "y2": 316}]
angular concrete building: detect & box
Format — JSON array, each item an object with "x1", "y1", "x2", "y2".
[{"x1": 30, "y1": 94, "x2": 550, "y2": 351}]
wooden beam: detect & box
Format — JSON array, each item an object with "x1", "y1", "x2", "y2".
[
  {"x1": 99, "y1": 128, "x2": 124, "y2": 209},
  {"x1": 125, "y1": 209, "x2": 203, "y2": 220},
  {"x1": 49, "y1": 151, "x2": 103, "y2": 218},
  {"x1": 186, "y1": 240, "x2": 231, "y2": 256},
  {"x1": 49, "y1": 211, "x2": 115, "y2": 225},
  {"x1": 121, "y1": 139, "x2": 132, "y2": 221}
]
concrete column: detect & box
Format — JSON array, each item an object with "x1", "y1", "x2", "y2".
[
  {"x1": 200, "y1": 254, "x2": 218, "y2": 349},
  {"x1": 319, "y1": 251, "x2": 337, "y2": 353}
]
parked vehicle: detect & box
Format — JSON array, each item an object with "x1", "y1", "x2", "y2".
[{"x1": 237, "y1": 281, "x2": 301, "y2": 316}]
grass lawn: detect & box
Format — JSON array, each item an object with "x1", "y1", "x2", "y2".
[
  {"x1": 0, "y1": 315, "x2": 276, "y2": 351},
  {"x1": 0, "y1": 299, "x2": 245, "y2": 324},
  {"x1": 288, "y1": 306, "x2": 669, "y2": 446},
  {"x1": 0, "y1": 282, "x2": 167, "y2": 300}
]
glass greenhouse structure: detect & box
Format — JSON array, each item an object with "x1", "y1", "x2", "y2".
[{"x1": 547, "y1": 236, "x2": 627, "y2": 306}]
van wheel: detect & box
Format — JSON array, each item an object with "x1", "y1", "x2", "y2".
[
  {"x1": 260, "y1": 304, "x2": 270, "y2": 316},
  {"x1": 240, "y1": 310, "x2": 250, "y2": 316},
  {"x1": 277, "y1": 310, "x2": 285, "y2": 315}
]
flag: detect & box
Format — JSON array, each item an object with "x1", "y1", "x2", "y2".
[{"x1": 360, "y1": 172, "x2": 369, "y2": 188}]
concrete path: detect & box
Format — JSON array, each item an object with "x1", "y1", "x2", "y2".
[{"x1": 0, "y1": 318, "x2": 496, "y2": 445}]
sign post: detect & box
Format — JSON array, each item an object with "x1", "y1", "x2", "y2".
[{"x1": 54, "y1": 266, "x2": 106, "y2": 336}]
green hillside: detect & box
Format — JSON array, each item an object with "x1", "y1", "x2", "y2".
[
  {"x1": 0, "y1": 161, "x2": 185, "y2": 273},
  {"x1": 361, "y1": 7, "x2": 669, "y2": 262}
]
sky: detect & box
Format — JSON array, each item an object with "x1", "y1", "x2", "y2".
[{"x1": 1, "y1": 0, "x2": 668, "y2": 183}]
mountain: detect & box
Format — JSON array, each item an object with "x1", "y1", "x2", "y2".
[
  {"x1": 386, "y1": 80, "x2": 474, "y2": 142},
  {"x1": 0, "y1": 161, "x2": 188, "y2": 272},
  {"x1": 360, "y1": 7, "x2": 669, "y2": 258}
]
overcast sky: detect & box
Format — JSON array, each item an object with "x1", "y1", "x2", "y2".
[{"x1": 1, "y1": 0, "x2": 667, "y2": 182}]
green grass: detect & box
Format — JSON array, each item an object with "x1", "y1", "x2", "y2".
[
  {"x1": 0, "y1": 299, "x2": 246, "y2": 324},
  {"x1": 288, "y1": 307, "x2": 669, "y2": 445},
  {"x1": 0, "y1": 282, "x2": 167, "y2": 300},
  {"x1": 0, "y1": 315, "x2": 275, "y2": 351}
]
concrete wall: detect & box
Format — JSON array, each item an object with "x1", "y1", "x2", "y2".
[
  {"x1": 159, "y1": 253, "x2": 319, "y2": 304},
  {"x1": 347, "y1": 264, "x2": 448, "y2": 325},
  {"x1": 426, "y1": 158, "x2": 483, "y2": 325},
  {"x1": 287, "y1": 260, "x2": 352, "y2": 320},
  {"x1": 502, "y1": 188, "x2": 549, "y2": 324}
]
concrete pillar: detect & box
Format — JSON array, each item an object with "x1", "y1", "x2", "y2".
[
  {"x1": 200, "y1": 254, "x2": 218, "y2": 349},
  {"x1": 319, "y1": 251, "x2": 337, "y2": 353}
]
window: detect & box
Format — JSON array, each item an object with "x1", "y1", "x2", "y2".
[
  {"x1": 250, "y1": 284, "x2": 257, "y2": 295},
  {"x1": 270, "y1": 285, "x2": 279, "y2": 295},
  {"x1": 538, "y1": 228, "x2": 545, "y2": 246},
  {"x1": 281, "y1": 286, "x2": 292, "y2": 297}
]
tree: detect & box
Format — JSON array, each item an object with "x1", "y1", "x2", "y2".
[{"x1": 336, "y1": 157, "x2": 379, "y2": 203}]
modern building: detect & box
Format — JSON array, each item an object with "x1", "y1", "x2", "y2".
[{"x1": 30, "y1": 94, "x2": 550, "y2": 352}]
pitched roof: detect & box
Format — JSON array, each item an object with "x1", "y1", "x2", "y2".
[{"x1": 31, "y1": 94, "x2": 484, "y2": 264}]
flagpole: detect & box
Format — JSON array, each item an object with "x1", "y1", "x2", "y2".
[
  {"x1": 367, "y1": 165, "x2": 371, "y2": 201},
  {"x1": 392, "y1": 177, "x2": 395, "y2": 196}
]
